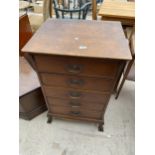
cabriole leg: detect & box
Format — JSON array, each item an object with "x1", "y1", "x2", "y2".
[
  {"x1": 98, "y1": 123, "x2": 104, "y2": 132},
  {"x1": 47, "y1": 115, "x2": 52, "y2": 123}
]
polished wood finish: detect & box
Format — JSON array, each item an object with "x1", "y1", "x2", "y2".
[
  {"x1": 20, "y1": 88, "x2": 47, "y2": 120},
  {"x1": 49, "y1": 105, "x2": 102, "y2": 119},
  {"x1": 22, "y1": 19, "x2": 131, "y2": 60},
  {"x1": 47, "y1": 97, "x2": 106, "y2": 111},
  {"x1": 43, "y1": 86, "x2": 109, "y2": 102},
  {"x1": 35, "y1": 55, "x2": 120, "y2": 78},
  {"x1": 19, "y1": 14, "x2": 33, "y2": 56},
  {"x1": 99, "y1": 1, "x2": 135, "y2": 26},
  {"x1": 40, "y1": 73, "x2": 114, "y2": 91},
  {"x1": 22, "y1": 19, "x2": 131, "y2": 131}
]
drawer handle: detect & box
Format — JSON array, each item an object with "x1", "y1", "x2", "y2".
[
  {"x1": 69, "y1": 91, "x2": 82, "y2": 99},
  {"x1": 70, "y1": 111, "x2": 80, "y2": 115},
  {"x1": 69, "y1": 101, "x2": 81, "y2": 106},
  {"x1": 67, "y1": 64, "x2": 83, "y2": 74},
  {"x1": 71, "y1": 105, "x2": 80, "y2": 108},
  {"x1": 68, "y1": 79, "x2": 84, "y2": 86}
]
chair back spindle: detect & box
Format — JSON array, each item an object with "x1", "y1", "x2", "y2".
[{"x1": 53, "y1": 0, "x2": 91, "y2": 19}]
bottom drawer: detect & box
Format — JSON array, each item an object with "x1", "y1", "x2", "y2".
[{"x1": 49, "y1": 105, "x2": 102, "y2": 119}]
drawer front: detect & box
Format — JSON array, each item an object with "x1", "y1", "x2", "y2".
[
  {"x1": 49, "y1": 105, "x2": 102, "y2": 119},
  {"x1": 44, "y1": 86, "x2": 109, "y2": 103},
  {"x1": 40, "y1": 73, "x2": 114, "y2": 92},
  {"x1": 47, "y1": 97, "x2": 106, "y2": 111},
  {"x1": 35, "y1": 55, "x2": 119, "y2": 78}
]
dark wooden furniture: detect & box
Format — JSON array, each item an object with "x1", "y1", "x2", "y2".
[
  {"x1": 53, "y1": 0, "x2": 91, "y2": 19},
  {"x1": 20, "y1": 87, "x2": 47, "y2": 120},
  {"x1": 22, "y1": 19, "x2": 131, "y2": 131},
  {"x1": 19, "y1": 13, "x2": 33, "y2": 56},
  {"x1": 19, "y1": 57, "x2": 47, "y2": 120},
  {"x1": 115, "y1": 26, "x2": 135, "y2": 99}
]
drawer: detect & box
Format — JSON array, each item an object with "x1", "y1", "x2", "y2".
[
  {"x1": 34, "y1": 55, "x2": 120, "y2": 78},
  {"x1": 40, "y1": 73, "x2": 114, "y2": 92},
  {"x1": 47, "y1": 97, "x2": 106, "y2": 111},
  {"x1": 44, "y1": 86, "x2": 109, "y2": 103},
  {"x1": 49, "y1": 105, "x2": 102, "y2": 119}
]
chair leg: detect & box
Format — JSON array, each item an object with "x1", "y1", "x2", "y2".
[
  {"x1": 115, "y1": 73, "x2": 127, "y2": 99},
  {"x1": 115, "y1": 60, "x2": 134, "y2": 99}
]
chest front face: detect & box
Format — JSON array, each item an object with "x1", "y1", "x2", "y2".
[{"x1": 22, "y1": 19, "x2": 131, "y2": 131}]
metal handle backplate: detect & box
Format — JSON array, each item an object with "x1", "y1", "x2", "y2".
[
  {"x1": 69, "y1": 91, "x2": 82, "y2": 99},
  {"x1": 70, "y1": 111, "x2": 80, "y2": 115},
  {"x1": 68, "y1": 78, "x2": 84, "y2": 86},
  {"x1": 66, "y1": 64, "x2": 83, "y2": 74}
]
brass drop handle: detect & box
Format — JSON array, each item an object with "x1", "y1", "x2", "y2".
[
  {"x1": 70, "y1": 111, "x2": 80, "y2": 115},
  {"x1": 68, "y1": 78, "x2": 84, "y2": 86},
  {"x1": 69, "y1": 91, "x2": 82, "y2": 99},
  {"x1": 67, "y1": 64, "x2": 83, "y2": 74}
]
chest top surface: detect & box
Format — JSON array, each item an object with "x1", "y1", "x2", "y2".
[{"x1": 22, "y1": 19, "x2": 131, "y2": 60}]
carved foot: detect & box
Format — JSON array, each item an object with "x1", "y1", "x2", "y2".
[
  {"x1": 98, "y1": 123, "x2": 104, "y2": 132},
  {"x1": 47, "y1": 115, "x2": 52, "y2": 124}
]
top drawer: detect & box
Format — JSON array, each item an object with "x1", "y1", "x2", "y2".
[{"x1": 34, "y1": 55, "x2": 120, "y2": 78}]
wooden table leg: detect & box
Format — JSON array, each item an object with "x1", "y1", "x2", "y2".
[{"x1": 113, "y1": 61, "x2": 126, "y2": 93}]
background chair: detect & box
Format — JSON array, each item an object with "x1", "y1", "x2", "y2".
[
  {"x1": 115, "y1": 26, "x2": 135, "y2": 99},
  {"x1": 53, "y1": 0, "x2": 92, "y2": 19}
]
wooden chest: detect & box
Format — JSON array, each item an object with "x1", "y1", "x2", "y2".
[{"x1": 22, "y1": 19, "x2": 131, "y2": 131}]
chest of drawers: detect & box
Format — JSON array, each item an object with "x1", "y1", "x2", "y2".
[{"x1": 22, "y1": 19, "x2": 131, "y2": 131}]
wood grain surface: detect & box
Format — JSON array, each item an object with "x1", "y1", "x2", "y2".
[
  {"x1": 99, "y1": 1, "x2": 135, "y2": 19},
  {"x1": 22, "y1": 19, "x2": 131, "y2": 60}
]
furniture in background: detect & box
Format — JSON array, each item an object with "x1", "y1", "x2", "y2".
[
  {"x1": 22, "y1": 19, "x2": 131, "y2": 131},
  {"x1": 19, "y1": 0, "x2": 31, "y2": 12},
  {"x1": 125, "y1": 26, "x2": 135, "y2": 81},
  {"x1": 53, "y1": 0, "x2": 91, "y2": 19},
  {"x1": 19, "y1": 14, "x2": 33, "y2": 56},
  {"x1": 19, "y1": 14, "x2": 47, "y2": 120},
  {"x1": 45, "y1": 0, "x2": 99, "y2": 20},
  {"x1": 23, "y1": 0, "x2": 53, "y2": 33},
  {"x1": 19, "y1": 57, "x2": 47, "y2": 120},
  {"x1": 91, "y1": 0, "x2": 97, "y2": 20},
  {"x1": 26, "y1": 0, "x2": 46, "y2": 33},
  {"x1": 98, "y1": 1, "x2": 135, "y2": 26},
  {"x1": 115, "y1": 26, "x2": 135, "y2": 99}
]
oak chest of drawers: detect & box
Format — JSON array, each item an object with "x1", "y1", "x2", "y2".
[{"x1": 22, "y1": 19, "x2": 131, "y2": 131}]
